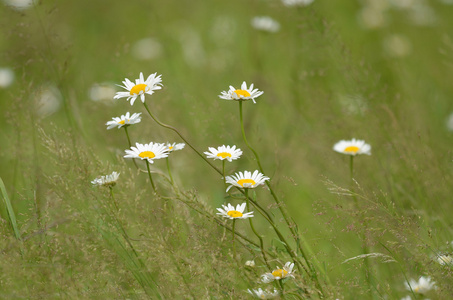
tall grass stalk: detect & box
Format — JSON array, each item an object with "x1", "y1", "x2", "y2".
[{"x1": 0, "y1": 177, "x2": 22, "y2": 241}]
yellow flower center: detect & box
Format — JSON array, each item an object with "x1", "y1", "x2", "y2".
[
  {"x1": 168, "y1": 146, "x2": 174, "y2": 150},
  {"x1": 130, "y1": 83, "x2": 148, "y2": 95},
  {"x1": 119, "y1": 120, "x2": 126, "y2": 125},
  {"x1": 272, "y1": 269, "x2": 288, "y2": 278},
  {"x1": 139, "y1": 151, "x2": 155, "y2": 159},
  {"x1": 237, "y1": 179, "x2": 256, "y2": 187},
  {"x1": 344, "y1": 146, "x2": 359, "y2": 153},
  {"x1": 227, "y1": 210, "x2": 243, "y2": 218},
  {"x1": 234, "y1": 89, "x2": 251, "y2": 97},
  {"x1": 217, "y1": 152, "x2": 232, "y2": 159},
  {"x1": 414, "y1": 287, "x2": 419, "y2": 293}
]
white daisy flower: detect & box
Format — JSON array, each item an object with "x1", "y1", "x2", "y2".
[
  {"x1": 204, "y1": 145, "x2": 243, "y2": 162},
  {"x1": 251, "y1": 16, "x2": 280, "y2": 33},
  {"x1": 166, "y1": 142, "x2": 185, "y2": 152},
  {"x1": 114, "y1": 72, "x2": 163, "y2": 105},
  {"x1": 219, "y1": 81, "x2": 264, "y2": 104},
  {"x1": 405, "y1": 276, "x2": 435, "y2": 294},
  {"x1": 333, "y1": 139, "x2": 371, "y2": 156},
  {"x1": 0, "y1": 68, "x2": 14, "y2": 88},
  {"x1": 245, "y1": 260, "x2": 255, "y2": 267},
  {"x1": 106, "y1": 112, "x2": 142, "y2": 130},
  {"x1": 91, "y1": 171, "x2": 120, "y2": 188},
  {"x1": 436, "y1": 253, "x2": 453, "y2": 265},
  {"x1": 282, "y1": 0, "x2": 315, "y2": 7},
  {"x1": 225, "y1": 170, "x2": 269, "y2": 192},
  {"x1": 247, "y1": 288, "x2": 279, "y2": 299},
  {"x1": 261, "y1": 262, "x2": 295, "y2": 283},
  {"x1": 124, "y1": 142, "x2": 169, "y2": 164},
  {"x1": 216, "y1": 203, "x2": 254, "y2": 220}
]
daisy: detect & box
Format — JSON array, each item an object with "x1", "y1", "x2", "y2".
[
  {"x1": 91, "y1": 171, "x2": 120, "y2": 188},
  {"x1": 216, "y1": 203, "x2": 254, "y2": 220},
  {"x1": 281, "y1": 0, "x2": 315, "y2": 7},
  {"x1": 204, "y1": 145, "x2": 242, "y2": 162},
  {"x1": 436, "y1": 253, "x2": 453, "y2": 265},
  {"x1": 166, "y1": 142, "x2": 185, "y2": 152},
  {"x1": 333, "y1": 139, "x2": 371, "y2": 156},
  {"x1": 247, "y1": 288, "x2": 279, "y2": 299},
  {"x1": 405, "y1": 276, "x2": 435, "y2": 294},
  {"x1": 219, "y1": 81, "x2": 264, "y2": 104},
  {"x1": 124, "y1": 142, "x2": 169, "y2": 164},
  {"x1": 106, "y1": 112, "x2": 142, "y2": 129},
  {"x1": 251, "y1": 16, "x2": 280, "y2": 33},
  {"x1": 114, "y1": 72, "x2": 163, "y2": 105},
  {"x1": 261, "y1": 262, "x2": 295, "y2": 283},
  {"x1": 225, "y1": 170, "x2": 269, "y2": 192}
]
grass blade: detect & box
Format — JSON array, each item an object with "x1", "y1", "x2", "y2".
[{"x1": 0, "y1": 177, "x2": 21, "y2": 240}]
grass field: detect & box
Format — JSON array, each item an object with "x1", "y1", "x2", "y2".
[{"x1": 1, "y1": 0, "x2": 453, "y2": 299}]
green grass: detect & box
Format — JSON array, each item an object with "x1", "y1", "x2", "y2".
[{"x1": 1, "y1": 0, "x2": 453, "y2": 299}]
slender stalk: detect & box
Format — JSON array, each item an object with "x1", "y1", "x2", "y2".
[
  {"x1": 238, "y1": 102, "x2": 323, "y2": 291},
  {"x1": 124, "y1": 126, "x2": 139, "y2": 169},
  {"x1": 245, "y1": 189, "x2": 271, "y2": 269},
  {"x1": 232, "y1": 219, "x2": 236, "y2": 259},
  {"x1": 145, "y1": 161, "x2": 157, "y2": 193},
  {"x1": 166, "y1": 157, "x2": 174, "y2": 185},
  {"x1": 278, "y1": 280, "x2": 286, "y2": 299},
  {"x1": 222, "y1": 160, "x2": 227, "y2": 189},
  {"x1": 109, "y1": 187, "x2": 119, "y2": 211},
  {"x1": 142, "y1": 102, "x2": 222, "y2": 174}
]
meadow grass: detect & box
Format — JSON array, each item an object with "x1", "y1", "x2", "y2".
[{"x1": 1, "y1": 0, "x2": 453, "y2": 299}]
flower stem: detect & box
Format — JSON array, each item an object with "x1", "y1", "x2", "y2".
[
  {"x1": 222, "y1": 160, "x2": 227, "y2": 189},
  {"x1": 145, "y1": 160, "x2": 157, "y2": 193},
  {"x1": 142, "y1": 102, "x2": 222, "y2": 174},
  {"x1": 124, "y1": 126, "x2": 139, "y2": 169},
  {"x1": 232, "y1": 218, "x2": 236, "y2": 259},
  {"x1": 166, "y1": 157, "x2": 174, "y2": 185},
  {"x1": 109, "y1": 186, "x2": 119, "y2": 211}
]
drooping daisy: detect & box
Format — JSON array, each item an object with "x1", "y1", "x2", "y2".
[
  {"x1": 251, "y1": 16, "x2": 280, "y2": 33},
  {"x1": 225, "y1": 170, "x2": 269, "y2": 192},
  {"x1": 219, "y1": 81, "x2": 264, "y2": 104},
  {"x1": 216, "y1": 203, "x2": 254, "y2": 220},
  {"x1": 281, "y1": 0, "x2": 315, "y2": 7},
  {"x1": 166, "y1": 142, "x2": 185, "y2": 152},
  {"x1": 124, "y1": 142, "x2": 169, "y2": 164},
  {"x1": 261, "y1": 262, "x2": 295, "y2": 283},
  {"x1": 91, "y1": 171, "x2": 120, "y2": 188},
  {"x1": 114, "y1": 72, "x2": 163, "y2": 105},
  {"x1": 106, "y1": 112, "x2": 142, "y2": 129},
  {"x1": 333, "y1": 139, "x2": 371, "y2": 156},
  {"x1": 436, "y1": 253, "x2": 453, "y2": 265},
  {"x1": 204, "y1": 145, "x2": 242, "y2": 162},
  {"x1": 247, "y1": 288, "x2": 279, "y2": 299},
  {"x1": 405, "y1": 276, "x2": 435, "y2": 294}
]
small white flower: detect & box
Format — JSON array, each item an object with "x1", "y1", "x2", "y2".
[
  {"x1": 216, "y1": 203, "x2": 254, "y2": 220},
  {"x1": 0, "y1": 68, "x2": 14, "y2": 88},
  {"x1": 225, "y1": 170, "x2": 269, "y2": 192},
  {"x1": 245, "y1": 260, "x2": 255, "y2": 267},
  {"x1": 114, "y1": 72, "x2": 163, "y2": 105},
  {"x1": 247, "y1": 288, "x2": 279, "y2": 299},
  {"x1": 261, "y1": 262, "x2": 295, "y2": 283},
  {"x1": 124, "y1": 142, "x2": 169, "y2": 164},
  {"x1": 204, "y1": 145, "x2": 242, "y2": 162},
  {"x1": 251, "y1": 16, "x2": 280, "y2": 33},
  {"x1": 405, "y1": 276, "x2": 435, "y2": 294},
  {"x1": 282, "y1": 0, "x2": 314, "y2": 7},
  {"x1": 166, "y1": 142, "x2": 185, "y2": 152},
  {"x1": 333, "y1": 139, "x2": 371, "y2": 156},
  {"x1": 436, "y1": 253, "x2": 453, "y2": 265},
  {"x1": 91, "y1": 171, "x2": 120, "y2": 188},
  {"x1": 89, "y1": 83, "x2": 117, "y2": 102},
  {"x1": 106, "y1": 112, "x2": 142, "y2": 130},
  {"x1": 219, "y1": 81, "x2": 264, "y2": 104}
]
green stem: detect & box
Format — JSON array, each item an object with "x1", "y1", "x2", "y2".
[
  {"x1": 109, "y1": 187, "x2": 119, "y2": 211},
  {"x1": 142, "y1": 102, "x2": 222, "y2": 174},
  {"x1": 245, "y1": 189, "x2": 271, "y2": 269},
  {"x1": 222, "y1": 160, "x2": 227, "y2": 189},
  {"x1": 145, "y1": 161, "x2": 157, "y2": 193},
  {"x1": 238, "y1": 102, "x2": 323, "y2": 292},
  {"x1": 124, "y1": 126, "x2": 139, "y2": 169},
  {"x1": 166, "y1": 157, "x2": 174, "y2": 185},
  {"x1": 232, "y1": 219, "x2": 236, "y2": 259},
  {"x1": 350, "y1": 155, "x2": 354, "y2": 183}
]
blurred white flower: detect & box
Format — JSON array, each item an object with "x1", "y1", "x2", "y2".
[
  {"x1": 357, "y1": 6, "x2": 387, "y2": 29},
  {"x1": 282, "y1": 0, "x2": 314, "y2": 7},
  {"x1": 435, "y1": 253, "x2": 453, "y2": 265},
  {"x1": 247, "y1": 288, "x2": 279, "y2": 298},
  {"x1": 333, "y1": 139, "x2": 372, "y2": 156},
  {"x1": 383, "y1": 34, "x2": 412, "y2": 57},
  {"x1": 245, "y1": 260, "x2": 255, "y2": 267},
  {"x1": 405, "y1": 276, "x2": 435, "y2": 294},
  {"x1": 216, "y1": 203, "x2": 254, "y2": 220},
  {"x1": 166, "y1": 142, "x2": 185, "y2": 152},
  {"x1": 106, "y1": 112, "x2": 142, "y2": 130},
  {"x1": 0, "y1": 68, "x2": 14, "y2": 88},
  {"x1": 251, "y1": 16, "x2": 280, "y2": 33},
  {"x1": 132, "y1": 38, "x2": 163, "y2": 61},
  {"x1": 91, "y1": 171, "x2": 120, "y2": 188},
  {"x1": 179, "y1": 27, "x2": 206, "y2": 68},
  {"x1": 34, "y1": 84, "x2": 62, "y2": 118},
  {"x1": 2, "y1": 0, "x2": 34, "y2": 10},
  {"x1": 261, "y1": 262, "x2": 295, "y2": 283},
  {"x1": 219, "y1": 81, "x2": 264, "y2": 104},
  {"x1": 89, "y1": 83, "x2": 117, "y2": 103}
]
